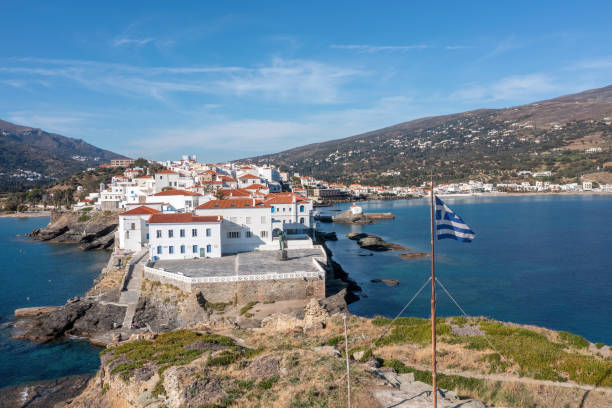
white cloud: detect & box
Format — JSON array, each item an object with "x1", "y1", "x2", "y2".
[
  {"x1": 0, "y1": 57, "x2": 361, "y2": 104},
  {"x1": 112, "y1": 37, "x2": 155, "y2": 47},
  {"x1": 130, "y1": 95, "x2": 419, "y2": 160},
  {"x1": 568, "y1": 57, "x2": 612, "y2": 70},
  {"x1": 451, "y1": 74, "x2": 559, "y2": 102},
  {"x1": 331, "y1": 44, "x2": 428, "y2": 53}
]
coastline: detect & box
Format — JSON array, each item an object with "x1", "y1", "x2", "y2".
[{"x1": 0, "y1": 211, "x2": 52, "y2": 218}]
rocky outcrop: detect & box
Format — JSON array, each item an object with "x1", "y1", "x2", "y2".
[
  {"x1": 371, "y1": 279, "x2": 399, "y2": 286},
  {"x1": 332, "y1": 210, "x2": 394, "y2": 224},
  {"x1": 0, "y1": 374, "x2": 93, "y2": 408},
  {"x1": 346, "y1": 232, "x2": 407, "y2": 251},
  {"x1": 29, "y1": 211, "x2": 118, "y2": 250},
  {"x1": 13, "y1": 297, "x2": 126, "y2": 343}
]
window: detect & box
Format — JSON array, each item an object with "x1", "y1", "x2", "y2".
[
  {"x1": 300, "y1": 205, "x2": 304, "y2": 212},
  {"x1": 157, "y1": 246, "x2": 162, "y2": 254},
  {"x1": 156, "y1": 230, "x2": 162, "y2": 238},
  {"x1": 130, "y1": 223, "x2": 135, "y2": 230},
  {"x1": 300, "y1": 217, "x2": 305, "y2": 224},
  {"x1": 282, "y1": 207, "x2": 286, "y2": 212},
  {"x1": 261, "y1": 216, "x2": 266, "y2": 224},
  {"x1": 260, "y1": 230, "x2": 268, "y2": 238},
  {"x1": 271, "y1": 207, "x2": 275, "y2": 213},
  {"x1": 227, "y1": 231, "x2": 241, "y2": 239},
  {"x1": 192, "y1": 228, "x2": 197, "y2": 237},
  {"x1": 169, "y1": 246, "x2": 174, "y2": 254},
  {"x1": 206, "y1": 228, "x2": 211, "y2": 237},
  {"x1": 168, "y1": 229, "x2": 174, "y2": 238},
  {"x1": 180, "y1": 229, "x2": 185, "y2": 237},
  {"x1": 206, "y1": 244, "x2": 212, "y2": 253},
  {"x1": 246, "y1": 231, "x2": 252, "y2": 238},
  {"x1": 180, "y1": 245, "x2": 185, "y2": 254},
  {"x1": 245, "y1": 217, "x2": 251, "y2": 224},
  {"x1": 192, "y1": 245, "x2": 198, "y2": 253}
]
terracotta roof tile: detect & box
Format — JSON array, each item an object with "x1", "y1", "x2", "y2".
[
  {"x1": 120, "y1": 206, "x2": 161, "y2": 215},
  {"x1": 151, "y1": 189, "x2": 201, "y2": 197},
  {"x1": 147, "y1": 213, "x2": 222, "y2": 224},
  {"x1": 196, "y1": 198, "x2": 269, "y2": 209}
]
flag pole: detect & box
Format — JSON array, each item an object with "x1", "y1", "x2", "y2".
[{"x1": 429, "y1": 174, "x2": 437, "y2": 408}]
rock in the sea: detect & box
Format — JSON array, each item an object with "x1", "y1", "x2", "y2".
[
  {"x1": 371, "y1": 279, "x2": 399, "y2": 286},
  {"x1": 398, "y1": 252, "x2": 429, "y2": 259},
  {"x1": 0, "y1": 374, "x2": 92, "y2": 408}
]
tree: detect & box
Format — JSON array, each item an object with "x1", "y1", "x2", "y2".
[{"x1": 133, "y1": 157, "x2": 149, "y2": 168}]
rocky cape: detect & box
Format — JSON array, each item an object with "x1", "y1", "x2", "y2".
[{"x1": 28, "y1": 210, "x2": 118, "y2": 250}]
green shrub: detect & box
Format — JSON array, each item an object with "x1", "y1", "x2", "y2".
[
  {"x1": 78, "y1": 214, "x2": 89, "y2": 222},
  {"x1": 559, "y1": 331, "x2": 589, "y2": 349},
  {"x1": 257, "y1": 375, "x2": 279, "y2": 390},
  {"x1": 595, "y1": 343, "x2": 605, "y2": 349},
  {"x1": 326, "y1": 336, "x2": 343, "y2": 347},
  {"x1": 239, "y1": 301, "x2": 258, "y2": 316}
]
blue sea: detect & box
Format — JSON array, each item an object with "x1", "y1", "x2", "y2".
[
  {"x1": 319, "y1": 194, "x2": 612, "y2": 345},
  {"x1": 0, "y1": 217, "x2": 109, "y2": 388}
]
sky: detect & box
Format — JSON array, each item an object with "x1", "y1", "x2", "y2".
[{"x1": 1, "y1": 1, "x2": 612, "y2": 162}]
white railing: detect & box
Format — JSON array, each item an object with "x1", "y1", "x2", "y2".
[{"x1": 144, "y1": 265, "x2": 323, "y2": 284}]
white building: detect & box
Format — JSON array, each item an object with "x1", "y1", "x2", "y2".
[
  {"x1": 147, "y1": 189, "x2": 202, "y2": 212},
  {"x1": 148, "y1": 213, "x2": 223, "y2": 260},
  {"x1": 195, "y1": 198, "x2": 274, "y2": 254},
  {"x1": 118, "y1": 206, "x2": 161, "y2": 251}
]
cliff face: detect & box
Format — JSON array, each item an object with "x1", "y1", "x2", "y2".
[{"x1": 29, "y1": 211, "x2": 118, "y2": 250}]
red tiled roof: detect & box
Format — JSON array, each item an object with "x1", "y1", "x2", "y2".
[
  {"x1": 218, "y1": 176, "x2": 236, "y2": 182},
  {"x1": 245, "y1": 183, "x2": 268, "y2": 190},
  {"x1": 156, "y1": 170, "x2": 177, "y2": 174},
  {"x1": 238, "y1": 173, "x2": 259, "y2": 179},
  {"x1": 220, "y1": 189, "x2": 251, "y2": 197},
  {"x1": 120, "y1": 206, "x2": 161, "y2": 215},
  {"x1": 136, "y1": 175, "x2": 153, "y2": 179},
  {"x1": 151, "y1": 189, "x2": 201, "y2": 197},
  {"x1": 200, "y1": 170, "x2": 217, "y2": 174},
  {"x1": 264, "y1": 195, "x2": 309, "y2": 204},
  {"x1": 148, "y1": 213, "x2": 222, "y2": 224},
  {"x1": 196, "y1": 198, "x2": 269, "y2": 209}
]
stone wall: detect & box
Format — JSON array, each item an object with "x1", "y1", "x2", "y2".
[
  {"x1": 194, "y1": 277, "x2": 325, "y2": 303},
  {"x1": 142, "y1": 267, "x2": 325, "y2": 303}
]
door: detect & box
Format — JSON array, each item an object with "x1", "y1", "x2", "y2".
[{"x1": 200, "y1": 248, "x2": 205, "y2": 257}]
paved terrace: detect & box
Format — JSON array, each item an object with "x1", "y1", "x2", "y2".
[{"x1": 150, "y1": 247, "x2": 326, "y2": 279}]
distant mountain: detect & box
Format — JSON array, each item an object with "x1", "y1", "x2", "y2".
[
  {"x1": 248, "y1": 85, "x2": 612, "y2": 186},
  {"x1": 0, "y1": 119, "x2": 125, "y2": 192}
]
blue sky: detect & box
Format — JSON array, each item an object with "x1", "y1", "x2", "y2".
[{"x1": 1, "y1": 1, "x2": 612, "y2": 161}]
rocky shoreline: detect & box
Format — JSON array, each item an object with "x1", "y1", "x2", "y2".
[{"x1": 27, "y1": 210, "x2": 118, "y2": 250}]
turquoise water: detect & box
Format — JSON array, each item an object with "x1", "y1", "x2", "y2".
[
  {"x1": 0, "y1": 217, "x2": 109, "y2": 388},
  {"x1": 319, "y1": 195, "x2": 612, "y2": 344}
]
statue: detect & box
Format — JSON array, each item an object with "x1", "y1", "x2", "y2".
[{"x1": 278, "y1": 231, "x2": 288, "y2": 260}]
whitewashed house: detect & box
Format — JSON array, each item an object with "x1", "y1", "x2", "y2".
[
  {"x1": 147, "y1": 189, "x2": 202, "y2": 212},
  {"x1": 195, "y1": 198, "x2": 274, "y2": 254},
  {"x1": 118, "y1": 206, "x2": 160, "y2": 251},
  {"x1": 148, "y1": 213, "x2": 223, "y2": 260}
]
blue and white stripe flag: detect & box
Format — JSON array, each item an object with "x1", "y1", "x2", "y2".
[{"x1": 435, "y1": 196, "x2": 475, "y2": 242}]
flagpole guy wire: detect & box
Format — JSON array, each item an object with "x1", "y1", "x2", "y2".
[
  {"x1": 435, "y1": 277, "x2": 511, "y2": 364},
  {"x1": 373, "y1": 276, "x2": 432, "y2": 344}
]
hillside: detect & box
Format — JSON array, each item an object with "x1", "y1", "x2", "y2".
[
  {"x1": 0, "y1": 119, "x2": 125, "y2": 192},
  {"x1": 248, "y1": 85, "x2": 612, "y2": 186}
]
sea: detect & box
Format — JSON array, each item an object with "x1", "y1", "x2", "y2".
[
  {"x1": 318, "y1": 194, "x2": 612, "y2": 345},
  {"x1": 0, "y1": 217, "x2": 109, "y2": 389}
]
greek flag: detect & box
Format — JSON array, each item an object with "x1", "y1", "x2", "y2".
[{"x1": 435, "y1": 196, "x2": 475, "y2": 242}]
